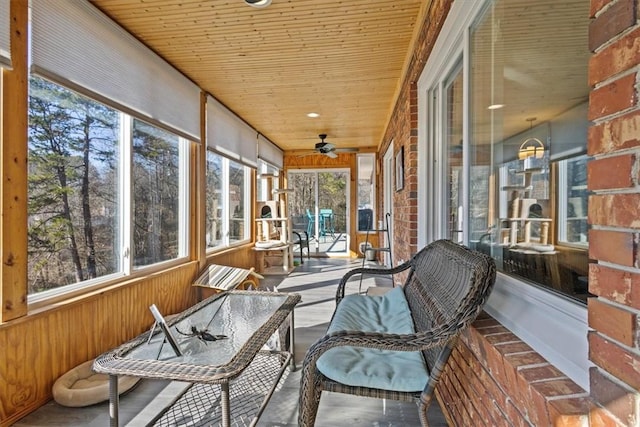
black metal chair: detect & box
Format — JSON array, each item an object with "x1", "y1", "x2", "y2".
[{"x1": 292, "y1": 230, "x2": 310, "y2": 263}]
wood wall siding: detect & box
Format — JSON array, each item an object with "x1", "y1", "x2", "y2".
[
  {"x1": 0, "y1": 262, "x2": 199, "y2": 426},
  {"x1": 0, "y1": 243, "x2": 256, "y2": 426}
]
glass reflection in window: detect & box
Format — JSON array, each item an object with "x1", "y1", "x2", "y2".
[
  {"x1": 467, "y1": 0, "x2": 591, "y2": 302},
  {"x1": 132, "y1": 120, "x2": 182, "y2": 267}
]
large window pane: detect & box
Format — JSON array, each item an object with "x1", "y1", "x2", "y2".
[
  {"x1": 559, "y1": 155, "x2": 589, "y2": 246},
  {"x1": 445, "y1": 65, "x2": 464, "y2": 243},
  {"x1": 357, "y1": 154, "x2": 375, "y2": 232},
  {"x1": 257, "y1": 160, "x2": 279, "y2": 202},
  {"x1": 206, "y1": 151, "x2": 223, "y2": 249},
  {"x1": 470, "y1": 0, "x2": 591, "y2": 302},
  {"x1": 28, "y1": 76, "x2": 120, "y2": 294},
  {"x1": 132, "y1": 119, "x2": 181, "y2": 267},
  {"x1": 206, "y1": 151, "x2": 251, "y2": 250},
  {"x1": 229, "y1": 159, "x2": 247, "y2": 243}
]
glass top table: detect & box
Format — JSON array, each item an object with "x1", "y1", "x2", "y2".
[{"x1": 93, "y1": 290, "x2": 301, "y2": 427}]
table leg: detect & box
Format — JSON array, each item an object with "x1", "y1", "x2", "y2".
[
  {"x1": 109, "y1": 375, "x2": 119, "y2": 427},
  {"x1": 289, "y1": 310, "x2": 296, "y2": 371},
  {"x1": 221, "y1": 382, "x2": 231, "y2": 427}
]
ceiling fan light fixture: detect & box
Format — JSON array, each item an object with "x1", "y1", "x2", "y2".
[
  {"x1": 518, "y1": 138, "x2": 545, "y2": 160},
  {"x1": 245, "y1": 0, "x2": 272, "y2": 8},
  {"x1": 518, "y1": 117, "x2": 545, "y2": 160}
]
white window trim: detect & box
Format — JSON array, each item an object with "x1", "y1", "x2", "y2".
[
  {"x1": 28, "y1": 110, "x2": 191, "y2": 306},
  {"x1": 0, "y1": 0, "x2": 10, "y2": 68},
  {"x1": 557, "y1": 155, "x2": 589, "y2": 249},
  {"x1": 356, "y1": 153, "x2": 376, "y2": 233},
  {"x1": 206, "y1": 153, "x2": 252, "y2": 252},
  {"x1": 178, "y1": 138, "x2": 191, "y2": 257},
  {"x1": 417, "y1": 0, "x2": 591, "y2": 391}
]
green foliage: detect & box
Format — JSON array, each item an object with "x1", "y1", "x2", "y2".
[{"x1": 28, "y1": 76, "x2": 118, "y2": 293}]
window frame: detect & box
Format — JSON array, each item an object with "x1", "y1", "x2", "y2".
[
  {"x1": 205, "y1": 149, "x2": 252, "y2": 252},
  {"x1": 557, "y1": 154, "x2": 590, "y2": 249},
  {"x1": 257, "y1": 159, "x2": 280, "y2": 202},
  {"x1": 356, "y1": 153, "x2": 376, "y2": 233},
  {"x1": 27, "y1": 76, "x2": 192, "y2": 306},
  {"x1": 416, "y1": 0, "x2": 591, "y2": 391}
]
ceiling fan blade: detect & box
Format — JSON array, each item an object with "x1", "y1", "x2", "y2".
[
  {"x1": 324, "y1": 151, "x2": 338, "y2": 158},
  {"x1": 334, "y1": 147, "x2": 359, "y2": 153},
  {"x1": 297, "y1": 151, "x2": 318, "y2": 157}
]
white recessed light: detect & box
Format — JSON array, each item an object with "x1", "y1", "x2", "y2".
[
  {"x1": 487, "y1": 104, "x2": 505, "y2": 110},
  {"x1": 307, "y1": 112, "x2": 320, "y2": 118},
  {"x1": 245, "y1": 0, "x2": 272, "y2": 8}
]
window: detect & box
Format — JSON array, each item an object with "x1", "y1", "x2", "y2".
[
  {"x1": 229, "y1": 160, "x2": 249, "y2": 243},
  {"x1": 27, "y1": 76, "x2": 191, "y2": 298},
  {"x1": 558, "y1": 155, "x2": 589, "y2": 247},
  {"x1": 206, "y1": 150, "x2": 252, "y2": 251},
  {"x1": 444, "y1": 64, "x2": 464, "y2": 243},
  {"x1": 466, "y1": 0, "x2": 591, "y2": 302},
  {"x1": 257, "y1": 159, "x2": 280, "y2": 202},
  {"x1": 206, "y1": 151, "x2": 223, "y2": 248},
  {"x1": 132, "y1": 119, "x2": 184, "y2": 267},
  {"x1": 357, "y1": 154, "x2": 375, "y2": 232},
  {"x1": 418, "y1": 0, "x2": 592, "y2": 389},
  {"x1": 28, "y1": 76, "x2": 120, "y2": 294}
]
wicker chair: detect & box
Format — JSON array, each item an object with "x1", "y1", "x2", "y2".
[{"x1": 298, "y1": 239, "x2": 496, "y2": 426}]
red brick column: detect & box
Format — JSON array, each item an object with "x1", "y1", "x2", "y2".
[{"x1": 587, "y1": 0, "x2": 640, "y2": 425}]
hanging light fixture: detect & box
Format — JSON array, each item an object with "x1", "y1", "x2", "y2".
[
  {"x1": 518, "y1": 117, "x2": 545, "y2": 160},
  {"x1": 245, "y1": 0, "x2": 272, "y2": 8}
]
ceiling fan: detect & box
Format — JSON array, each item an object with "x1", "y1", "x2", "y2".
[{"x1": 304, "y1": 134, "x2": 358, "y2": 158}]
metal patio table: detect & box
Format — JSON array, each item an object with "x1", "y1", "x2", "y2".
[{"x1": 93, "y1": 290, "x2": 300, "y2": 427}]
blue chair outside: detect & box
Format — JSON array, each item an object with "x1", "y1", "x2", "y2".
[
  {"x1": 306, "y1": 209, "x2": 315, "y2": 236},
  {"x1": 319, "y1": 209, "x2": 335, "y2": 238}
]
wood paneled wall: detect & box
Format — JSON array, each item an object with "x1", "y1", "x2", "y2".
[
  {"x1": 0, "y1": 245, "x2": 256, "y2": 426},
  {"x1": 0, "y1": 262, "x2": 199, "y2": 426}
]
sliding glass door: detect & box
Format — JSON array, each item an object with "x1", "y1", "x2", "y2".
[{"x1": 288, "y1": 169, "x2": 350, "y2": 256}]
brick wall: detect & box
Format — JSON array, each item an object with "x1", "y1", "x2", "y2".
[
  {"x1": 441, "y1": 312, "x2": 593, "y2": 427},
  {"x1": 380, "y1": 0, "x2": 453, "y2": 266},
  {"x1": 384, "y1": 0, "x2": 640, "y2": 425},
  {"x1": 585, "y1": 0, "x2": 640, "y2": 425}
]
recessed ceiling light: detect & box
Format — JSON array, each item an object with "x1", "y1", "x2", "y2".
[
  {"x1": 307, "y1": 112, "x2": 319, "y2": 118},
  {"x1": 245, "y1": 0, "x2": 272, "y2": 8},
  {"x1": 487, "y1": 104, "x2": 505, "y2": 110}
]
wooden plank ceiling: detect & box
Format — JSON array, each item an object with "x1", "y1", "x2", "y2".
[{"x1": 89, "y1": 0, "x2": 426, "y2": 153}]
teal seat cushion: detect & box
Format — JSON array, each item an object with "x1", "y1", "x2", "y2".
[{"x1": 316, "y1": 286, "x2": 429, "y2": 392}]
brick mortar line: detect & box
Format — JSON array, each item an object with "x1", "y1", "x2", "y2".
[
  {"x1": 589, "y1": 224, "x2": 640, "y2": 233},
  {"x1": 590, "y1": 19, "x2": 640, "y2": 55},
  {"x1": 514, "y1": 362, "x2": 554, "y2": 372},
  {"x1": 591, "y1": 364, "x2": 640, "y2": 394},
  {"x1": 593, "y1": 294, "x2": 640, "y2": 315},
  {"x1": 589, "y1": 186, "x2": 640, "y2": 195},
  {"x1": 590, "y1": 63, "x2": 640, "y2": 89},
  {"x1": 591, "y1": 0, "x2": 627, "y2": 20},
  {"x1": 588, "y1": 147, "x2": 640, "y2": 161},
  {"x1": 544, "y1": 391, "x2": 591, "y2": 401},
  {"x1": 596, "y1": 259, "x2": 640, "y2": 274},
  {"x1": 589, "y1": 97, "x2": 640, "y2": 125},
  {"x1": 592, "y1": 329, "x2": 640, "y2": 356}
]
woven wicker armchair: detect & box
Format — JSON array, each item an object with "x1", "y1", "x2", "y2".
[{"x1": 298, "y1": 239, "x2": 496, "y2": 426}]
